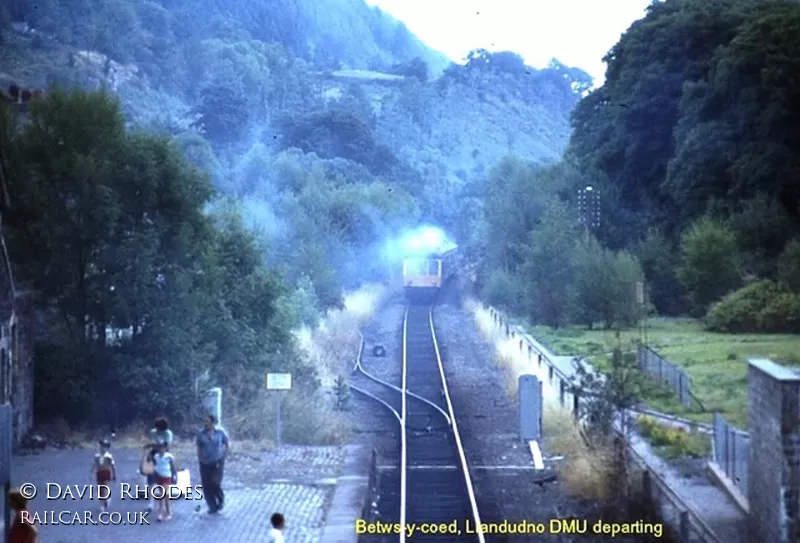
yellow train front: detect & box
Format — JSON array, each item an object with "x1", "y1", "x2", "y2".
[{"x1": 402, "y1": 249, "x2": 456, "y2": 303}]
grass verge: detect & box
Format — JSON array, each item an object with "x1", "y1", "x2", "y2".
[{"x1": 518, "y1": 317, "x2": 800, "y2": 428}]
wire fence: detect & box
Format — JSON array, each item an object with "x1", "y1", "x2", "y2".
[
  {"x1": 637, "y1": 343, "x2": 704, "y2": 409},
  {"x1": 487, "y1": 306, "x2": 724, "y2": 543},
  {"x1": 711, "y1": 413, "x2": 750, "y2": 498}
]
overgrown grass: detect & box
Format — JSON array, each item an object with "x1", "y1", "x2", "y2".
[
  {"x1": 543, "y1": 406, "x2": 617, "y2": 501},
  {"x1": 518, "y1": 317, "x2": 800, "y2": 428},
  {"x1": 468, "y1": 300, "x2": 616, "y2": 501},
  {"x1": 636, "y1": 416, "x2": 711, "y2": 461},
  {"x1": 227, "y1": 283, "x2": 389, "y2": 446}
]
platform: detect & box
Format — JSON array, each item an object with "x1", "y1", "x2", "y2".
[{"x1": 319, "y1": 444, "x2": 372, "y2": 542}]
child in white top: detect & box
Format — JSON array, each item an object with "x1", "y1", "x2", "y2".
[
  {"x1": 267, "y1": 512, "x2": 285, "y2": 542},
  {"x1": 152, "y1": 441, "x2": 177, "y2": 521}
]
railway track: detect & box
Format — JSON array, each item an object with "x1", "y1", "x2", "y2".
[{"x1": 350, "y1": 303, "x2": 484, "y2": 542}]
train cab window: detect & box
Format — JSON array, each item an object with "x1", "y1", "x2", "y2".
[
  {"x1": 404, "y1": 259, "x2": 423, "y2": 276},
  {"x1": 404, "y1": 258, "x2": 430, "y2": 276}
]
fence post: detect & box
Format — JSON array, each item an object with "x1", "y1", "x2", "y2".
[
  {"x1": 679, "y1": 511, "x2": 689, "y2": 541},
  {"x1": 712, "y1": 413, "x2": 719, "y2": 464},
  {"x1": 730, "y1": 425, "x2": 736, "y2": 483},
  {"x1": 725, "y1": 421, "x2": 730, "y2": 479},
  {"x1": 548, "y1": 366, "x2": 553, "y2": 384},
  {"x1": 559, "y1": 380, "x2": 565, "y2": 407},
  {"x1": 573, "y1": 392, "x2": 580, "y2": 421}
]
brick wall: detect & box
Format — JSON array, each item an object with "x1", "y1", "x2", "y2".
[{"x1": 748, "y1": 358, "x2": 800, "y2": 543}]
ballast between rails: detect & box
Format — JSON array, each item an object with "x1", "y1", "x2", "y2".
[
  {"x1": 349, "y1": 308, "x2": 487, "y2": 541},
  {"x1": 351, "y1": 330, "x2": 451, "y2": 424},
  {"x1": 420, "y1": 306, "x2": 485, "y2": 543}
]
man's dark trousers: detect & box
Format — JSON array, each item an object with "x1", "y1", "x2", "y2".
[{"x1": 200, "y1": 459, "x2": 225, "y2": 511}]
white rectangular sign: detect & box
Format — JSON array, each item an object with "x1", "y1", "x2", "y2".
[
  {"x1": 266, "y1": 373, "x2": 292, "y2": 390},
  {"x1": 636, "y1": 281, "x2": 644, "y2": 305}
]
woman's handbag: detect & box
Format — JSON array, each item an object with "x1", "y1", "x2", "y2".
[{"x1": 139, "y1": 449, "x2": 155, "y2": 476}]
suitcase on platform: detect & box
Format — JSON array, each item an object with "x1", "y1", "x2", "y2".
[{"x1": 174, "y1": 469, "x2": 191, "y2": 497}]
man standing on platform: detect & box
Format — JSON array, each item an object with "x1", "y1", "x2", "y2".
[{"x1": 196, "y1": 413, "x2": 230, "y2": 514}]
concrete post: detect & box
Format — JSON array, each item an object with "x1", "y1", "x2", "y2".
[
  {"x1": 679, "y1": 511, "x2": 689, "y2": 541},
  {"x1": 519, "y1": 374, "x2": 542, "y2": 441}
]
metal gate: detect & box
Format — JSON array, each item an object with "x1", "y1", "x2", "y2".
[{"x1": 0, "y1": 403, "x2": 11, "y2": 542}]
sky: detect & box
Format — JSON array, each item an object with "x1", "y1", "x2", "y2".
[{"x1": 366, "y1": 0, "x2": 654, "y2": 85}]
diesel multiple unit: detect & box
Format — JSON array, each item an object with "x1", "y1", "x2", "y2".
[{"x1": 402, "y1": 248, "x2": 457, "y2": 301}]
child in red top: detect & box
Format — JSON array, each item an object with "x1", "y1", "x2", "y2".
[
  {"x1": 91, "y1": 439, "x2": 116, "y2": 512},
  {"x1": 8, "y1": 488, "x2": 37, "y2": 543}
]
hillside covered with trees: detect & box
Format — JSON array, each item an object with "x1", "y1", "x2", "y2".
[
  {"x1": 3, "y1": 0, "x2": 798, "y2": 430},
  {"x1": 479, "y1": 0, "x2": 800, "y2": 339},
  {"x1": 0, "y1": 0, "x2": 587, "y2": 426}
]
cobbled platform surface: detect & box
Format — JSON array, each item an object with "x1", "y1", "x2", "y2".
[{"x1": 11, "y1": 445, "x2": 344, "y2": 542}]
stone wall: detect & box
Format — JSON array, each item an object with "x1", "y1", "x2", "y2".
[
  {"x1": 11, "y1": 293, "x2": 34, "y2": 444},
  {"x1": 748, "y1": 358, "x2": 800, "y2": 543},
  {"x1": 0, "y1": 294, "x2": 35, "y2": 445}
]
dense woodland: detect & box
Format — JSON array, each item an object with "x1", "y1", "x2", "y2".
[{"x1": 0, "y1": 0, "x2": 799, "y2": 427}]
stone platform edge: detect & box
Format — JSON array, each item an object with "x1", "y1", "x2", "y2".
[{"x1": 320, "y1": 444, "x2": 372, "y2": 543}]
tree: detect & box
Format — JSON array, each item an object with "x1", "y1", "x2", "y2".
[
  {"x1": 677, "y1": 216, "x2": 741, "y2": 316},
  {"x1": 391, "y1": 57, "x2": 429, "y2": 81},
  {"x1": 636, "y1": 228, "x2": 685, "y2": 315},
  {"x1": 778, "y1": 239, "x2": 800, "y2": 292},
  {"x1": 192, "y1": 79, "x2": 250, "y2": 146},
  {"x1": 277, "y1": 108, "x2": 397, "y2": 175},
  {"x1": 666, "y1": 5, "x2": 800, "y2": 243},
  {"x1": 4, "y1": 87, "x2": 296, "y2": 424},
  {"x1": 573, "y1": 235, "x2": 645, "y2": 329},
  {"x1": 568, "y1": 0, "x2": 773, "y2": 243},
  {"x1": 520, "y1": 200, "x2": 578, "y2": 328},
  {"x1": 573, "y1": 235, "x2": 618, "y2": 328}
]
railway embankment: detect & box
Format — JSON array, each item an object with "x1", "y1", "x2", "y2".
[{"x1": 477, "y1": 302, "x2": 746, "y2": 543}]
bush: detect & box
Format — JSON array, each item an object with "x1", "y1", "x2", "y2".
[
  {"x1": 677, "y1": 216, "x2": 741, "y2": 316},
  {"x1": 778, "y1": 238, "x2": 800, "y2": 292},
  {"x1": 636, "y1": 416, "x2": 710, "y2": 460},
  {"x1": 544, "y1": 406, "x2": 615, "y2": 501},
  {"x1": 705, "y1": 279, "x2": 800, "y2": 333},
  {"x1": 481, "y1": 268, "x2": 525, "y2": 314}
]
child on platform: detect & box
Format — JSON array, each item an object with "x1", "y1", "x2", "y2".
[
  {"x1": 91, "y1": 439, "x2": 116, "y2": 512},
  {"x1": 153, "y1": 440, "x2": 178, "y2": 521}
]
